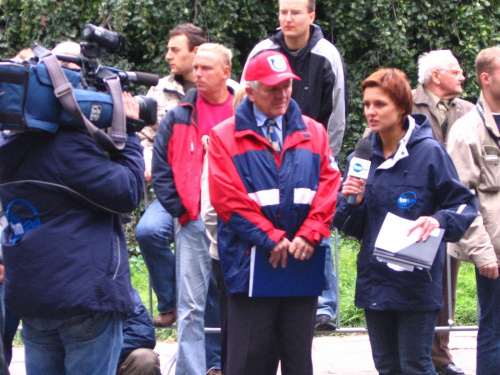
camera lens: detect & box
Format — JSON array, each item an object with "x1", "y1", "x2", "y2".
[
  {"x1": 135, "y1": 96, "x2": 157, "y2": 126},
  {"x1": 82, "y1": 24, "x2": 126, "y2": 54}
]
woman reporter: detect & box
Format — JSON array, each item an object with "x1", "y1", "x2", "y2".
[{"x1": 334, "y1": 68, "x2": 477, "y2": 375}]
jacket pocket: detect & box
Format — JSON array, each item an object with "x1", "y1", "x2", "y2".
[
  {"x1": 479, "y1": 145, "x2": 500, "y2": 192},
  {"x1": 109, "y1": 235, "x2": 121, "y2": 279}
]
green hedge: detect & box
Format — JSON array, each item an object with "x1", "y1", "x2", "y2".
[{"x1": 1, "y1": 0, "x2": 499, "y2": 163}]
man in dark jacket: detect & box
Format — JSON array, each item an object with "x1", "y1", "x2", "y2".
[
  {"x1": 0, "y1": 106, "x2": 144, "y2": 373},
  {"x1": 243, "y1": 0, "x2": 347, "y2": 157},
  {"x1": 242, "y1": 0, "x2": 347, "y2": 331}
]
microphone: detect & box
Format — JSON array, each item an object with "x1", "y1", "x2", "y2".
[
  {"x1": 347, "y1": 138, "x2": 372, "y2": 207},
  {"x1": 117, "y1": 71, "x2": 159, "y2": 87}
]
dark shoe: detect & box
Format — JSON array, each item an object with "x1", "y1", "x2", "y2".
[
  {"x1": 435, "y1": 363, "x2": 465, "y2": 375},
  {"x1": 153, "y1": 311, "x2": 176, "y2": 328},
  {"x1": 315, "y1": 314, "x2": 337, "y2": 331}
]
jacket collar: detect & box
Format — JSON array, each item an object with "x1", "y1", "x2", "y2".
[
  {"x1": 477, "y1": 91, "x2": 500, "y2": 139},
  {"x1": 370, "y1": 114, "x2": 433, "y2": 169},
  {"x1": 234, "y1": 97, "x2": 307, "y2": 134},
  {"x1": 413, "y1": 84, "x2": 462, "y2": 108},
  {"x1": 179, "y1": 85, "x2": 236, "y2": 107},
  {"x1": 270, "y1": 24, "x2": 323, "y2": 58},
  {"x1": 234, "y1": 97, "x2": 309, "y2": 149}
]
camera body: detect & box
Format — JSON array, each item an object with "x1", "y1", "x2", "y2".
[{"x1": 0, "y1": 24, "x2": 158, "y2": 134}]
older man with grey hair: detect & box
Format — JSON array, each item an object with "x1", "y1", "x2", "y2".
[
  {"x1": 412, "y1": 49, "x2": 474, "y2": 375},
  {"x1": 413, "y1": 49, "x2": 474, "y2": 145}
]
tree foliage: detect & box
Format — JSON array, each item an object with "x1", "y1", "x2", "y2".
[{"x1": 1, "y1": 0, "x2": 499, "y2": 163}]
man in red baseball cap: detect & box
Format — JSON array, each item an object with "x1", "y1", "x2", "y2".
[{"x1": 207, "y1": 51, "x2": 341, "y2": 374}]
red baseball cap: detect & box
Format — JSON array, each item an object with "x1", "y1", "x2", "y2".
[{"x1": 244, "y1": 50, "x2": 300, "y2": 86}]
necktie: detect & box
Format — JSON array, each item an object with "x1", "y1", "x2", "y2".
[
  {"x1": 265, "y1": 118, "x2": 281, "y2": 153},
  {"x1": 437, "y1": 100, "x2": 449, "y2": 137}
]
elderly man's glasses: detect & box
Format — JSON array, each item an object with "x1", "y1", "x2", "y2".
[{"x1": 436, "y1": 69, "x2": 464, "y2": 77}]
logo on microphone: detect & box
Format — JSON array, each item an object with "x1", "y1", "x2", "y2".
[
  {"x1": 397, "y1": 191, "x2": 417, "y2": 210},
  {"x1": 348, "y1": 157, "x2": 371, "y2": 179},
  {"x1": 353, "y1": 162, "x2": 366, "y2": 173}
]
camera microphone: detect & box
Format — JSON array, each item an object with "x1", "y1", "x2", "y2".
[
  {"x1": 117, "y1": 71, "x2": 159, "y2": 87},
  {"x1": 347, "y1": 138, "x2": 372, "y2": 207}
]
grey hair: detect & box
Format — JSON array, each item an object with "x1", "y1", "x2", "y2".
[
  {"x1": 417, "y1": 50, "x2": 459, "y2": 85},
  {"x1": 246, "y1": 80, "x2": 260, "y2": 92}
]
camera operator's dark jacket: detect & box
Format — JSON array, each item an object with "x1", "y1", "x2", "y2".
[
  {"x1": 0, "y1": 129, "x2": 144, "y2": 319},
  {"x1": 152, "y1": 87, "x2": 234, "y2": 225}
]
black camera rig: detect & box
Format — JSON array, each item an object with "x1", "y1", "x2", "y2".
[{"x1": 0, "y1": 24, "x2": 159, "y2": 151}]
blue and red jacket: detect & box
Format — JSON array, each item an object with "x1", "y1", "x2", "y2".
[
  {"x1": 152, "y1": 88, "x2": 234, "y2": 225},
  {"x1": 208, "y1": 97, "x2": 341, "y2": 294}
]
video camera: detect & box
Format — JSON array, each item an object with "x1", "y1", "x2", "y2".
[{"x1": 0, "y1": 24, "x2": 159, "y2": 149}]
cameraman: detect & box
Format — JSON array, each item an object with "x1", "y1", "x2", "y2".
[{"x1": 0, "y1": 81, "x2": 144, "y2": 375}]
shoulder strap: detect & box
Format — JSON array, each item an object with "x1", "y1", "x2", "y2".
[{"x1": 33, "y1": 45, "x2": 126, "y2": 151}]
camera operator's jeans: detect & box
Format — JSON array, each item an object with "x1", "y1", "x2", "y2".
[
  {"x1": 22, "y1": 312, "x2": 123, "y2": 375},
  {"x1": 0, "y1": 285, "x2": 9, "y2": 375},
  {"x1": 136, "y1": 199, "x2": 176, "y2": 314},
  {"x1": 317, "y1": 237, "x2": 337, "y2": 319},
  {"x1": 175, "y1": 217, "x2": 221, "y2": 374}
]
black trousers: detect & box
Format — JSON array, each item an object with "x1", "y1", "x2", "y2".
[
  {"x1": 226, "y1": 293, "x2": 317, "y2": 375},
  {"x1": 212, "y1": 259, "x2": 228, "y2": 375}
]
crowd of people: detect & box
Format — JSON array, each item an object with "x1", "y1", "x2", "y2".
[{"x1": 0, "y1": 0, "x2": 500, "y2": 374}]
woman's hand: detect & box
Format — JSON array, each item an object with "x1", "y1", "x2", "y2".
[
  {"x1": 408, "y1": 216, "x2": 440, "y2": 242},
  {"x1": 341, "y1": 176, "x2": 366, "y2": 207}
]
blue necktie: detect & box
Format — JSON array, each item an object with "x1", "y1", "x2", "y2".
[{"x1": 265, "y1": 118, "x2": 281, "y2": 153}]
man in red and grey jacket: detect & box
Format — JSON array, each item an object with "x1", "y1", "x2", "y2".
[{"x1": 152, "y1": 43, "x2": 236, "y2": 375}]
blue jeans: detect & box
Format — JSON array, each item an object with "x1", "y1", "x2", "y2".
[
  {"x1": 175, "y1": 218, "x2": 221, "y2": 374},
  {"x1": 365, "y1": 309, "x2": 439, "y2": 375},
  {"x1": 22, "y1": 312, "x2": 123, "y2": 375},
  {"x1": 317, "y1": 237, "x2": 337, "y2": 318},
  {"x1": 205, "y1": 270, "x2": 222, "y2": 371},
  {"x1": 0, "y1": 285, "x2": 8, "y2": 375},
  {"x1": 476, "y1": 268, "x2": 500, "y2": 375},
  {"x1": 3, "y1": 307, "x2": 20, "y2": 365},
  {"x1": 136, "y1": 199, "x2": 176, "y2": 314}
]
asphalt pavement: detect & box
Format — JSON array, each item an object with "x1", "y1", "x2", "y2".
[{"x1": 9, "y1": 331, "x2": 477, "y2": 375}]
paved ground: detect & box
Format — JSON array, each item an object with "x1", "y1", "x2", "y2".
[{"x1": 9, "y1": 331, "x2": 477, "y2": 375}]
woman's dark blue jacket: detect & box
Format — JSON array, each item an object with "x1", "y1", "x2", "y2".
[{"x1": 334, "y1": 115, "x2": 477, "y2": 311}]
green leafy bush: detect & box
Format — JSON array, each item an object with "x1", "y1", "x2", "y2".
[{"x1": 2, "y1": 0, "x2": 499, "y2": 164}]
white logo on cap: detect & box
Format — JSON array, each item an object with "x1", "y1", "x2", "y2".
[{"x1": 267, "y1": 55, "x2": 287, "y2": 72}]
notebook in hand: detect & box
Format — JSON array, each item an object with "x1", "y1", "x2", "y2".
[
  {"x1": 374, "y1": 212, "x2": 444, "y2": 270},
  {"x1": 249, "y1": 243, "x2": 326, "y2": 297}
]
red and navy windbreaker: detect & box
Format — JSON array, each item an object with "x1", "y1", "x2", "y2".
[
  {"x1": 152, "y1": 88, "x2": 233, "y2": 225},
  {"x1": 208, "y1": 97, "x2": 341, "y2": 294}
]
